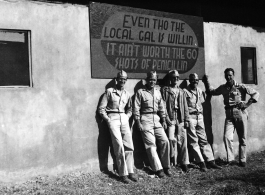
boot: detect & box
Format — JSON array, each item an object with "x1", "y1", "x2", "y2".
[
  {"x1": 120, "y1": 176, "x2": 130, "y2": 184},
  {"x1": 163, "y1": 168, "x2": 172, "y2": 177},
  {"x1": 239, "y1": 161, "x2": 246, "y2": 167},
  {"x1": 128, "y1": 173, "x2": 138, "y2": 182},
  {"x1": 225, "y1": 160, "x2": 238, "y2": 166},
  {"x1": 156, "y1": 169, "x2": 165, "y2": 178},
  {"x1": 199, "y1": 162, "x2": 207, "y2": 172},
  {"x1": 207, "y1": 160, "x2": 222, "y2": 169},
  {"x1": 180, "y1": 164, "x2": 190, "y2": 173}
]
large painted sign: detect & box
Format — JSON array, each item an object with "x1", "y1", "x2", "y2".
[{"x1": 90, "y1": 2, "x2": 205, "y2": 79}]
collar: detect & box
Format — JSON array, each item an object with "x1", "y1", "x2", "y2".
[
  {"x1": 142, "y1": 85, "x2": 156, "y2": 95},
  {"x1": 143, "y1": 85, "x2": 154, "y2": 91},
  {"x1": 187, "y1": 85, "x2": 197, "y2": 92},
  {"x1": 168, "y1": 86, "x2": 179, "y2": 95},
  {"x1": 187, "y1": 85, "x2": 201, "y2": 96},
  {"x1": 225, "y1": 80, "x2": 239, "y2": 90},
  {"x1": 112, "y1": 86, "x2": 125, "y2": 95}
]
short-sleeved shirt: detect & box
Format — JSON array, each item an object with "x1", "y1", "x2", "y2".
[{"x1": 209, "y1": 81, "x2": 259, "y2": 107}]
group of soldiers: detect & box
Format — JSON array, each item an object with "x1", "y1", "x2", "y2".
[{"x1": 98, "y1": 68, "x2": 259, "y2": 184}]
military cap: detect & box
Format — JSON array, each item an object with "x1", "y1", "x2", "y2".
[
  {"x1": 117, "y1": 70, "x2": 127, "y2": 79},
  {"x1": 189, "y1": 73, "x2": 199, "y2": 80},
  {"x1": 146, "y1": 71, "x2": 157, "y2": 79},
  {"x1": 169, "y1": 70, "x2": 179, "y2": 77}
]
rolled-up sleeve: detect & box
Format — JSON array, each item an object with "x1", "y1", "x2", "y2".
[{"x1": 244, "y1": 85, "x2": 259, "y2": 103}]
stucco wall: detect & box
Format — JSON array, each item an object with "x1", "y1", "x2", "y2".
[
  {"x1": 0, "y1": 0, "x2": 264, "y2": 182},
  {"x1": 0, "y1": 0, "x2": 95, "y2": 181},
  {"x1": 203, "y1": 22, "x2": 265, "y2": 158},
  {"x1": 0, "y1": 0, "x2": 141, "y2": 182}
]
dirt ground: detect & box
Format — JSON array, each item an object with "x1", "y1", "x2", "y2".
[{"x1": 0, "y1": 150, "x2": 265, "y2": 195}]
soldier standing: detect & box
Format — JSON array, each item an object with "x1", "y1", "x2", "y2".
[
  {"x1": 203, "y1": 68, "x2": 259, "y2": 167},
  {"x1": 161, "y1": 70, "x2": 190, "y2": 172},
  {"x1": 184, "y1": 73, "x2": 222, "y2": 172},
  {"x1": 133, "y1": 71, "x2": 171, "y2": 178},
  {"x1": 98, "y1": 70, "x2": 138, "y2": 184}
]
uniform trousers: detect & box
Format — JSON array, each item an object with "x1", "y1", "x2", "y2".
[
  {"x1": 167, "y1": 122, "x2": 189, "y2": 165},
  {"x1": 224, "y1": 108, "x2": 248, "y2": 162},
  {"x1": 140, "y1": 114, "x2": 170, "y2": 172},
  {"x1": 187, "y1": 114, "x2": 214, "y2": 163},
  {"x1": 108, "y1": 113, "x2": 134, "y2": 176}
]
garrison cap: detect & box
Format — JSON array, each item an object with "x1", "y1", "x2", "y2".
[
  {"x1": 146, "y1": 71, "x2": 157, "y2": 79},
  {"x1": 189, "y1": 73, "x2": 199, "y2": 80},
  {"x1": 117, "y1": 70, "x2": 127, "y2": 78},
  {"x1": 169, "y1": 70, "x2": 179, "y2": 77}
]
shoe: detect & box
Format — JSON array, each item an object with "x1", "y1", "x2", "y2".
[
  {"x1": 163, "y1": 168, "x2": 172, "y2": 177},
  {"x1": 180, "y1": 164, "x2": 190, "y2": 173},
  {"x1": 120, "y1": 176, "x2": 130, "y2": 184},
  {"x1": 239, "y1": 162, "x2": 246, "y2": 167},
  {"x1": 128, "y1": 173, "x2": 138, "y2": 182},
  {"x1": 207, "y1": 160, "x2": 222, "y2": 169},
  {"x1": 199, "y1": 162, "x2": 207, "y2": 172},
  {"x1": 156, "y1": 169, "x2": 165, "y2": 178},
  {"x1": 225, "y1": 160, "x2": 238, "y2": 166}
]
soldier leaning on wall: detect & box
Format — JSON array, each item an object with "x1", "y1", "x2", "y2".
[
  {"x1": 184, "y1": 73, "x2": 222, "y2": 172},
  {"x1": 160, "y1": 70, "x2": 190, "y2": 173},
  {"x1": 133, "y1": 71, "x2": 172, "y2": 178},
  {"x1": 203, "y1": 68, "x2": 259, "y2": 167},
  {"x1": 98, "y1": 70, "x2": 138, "y2": 184}
]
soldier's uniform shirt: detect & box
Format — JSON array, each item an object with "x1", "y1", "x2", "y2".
[
  {"x1": 99, "y1": 87, "x2": 132, "y2": 120},
  {"x1": 184, "y1": 85, "x2": 215, "y2": 163},
  {"x1": 98, "y1": 87, "x2": 134, "y2": 176},
  {"x1": 208, "y1": 81, "x2": 259, "y2": 162},
  {"x1": 134, "y1": 86, "x2": 170, "y2": 171}
]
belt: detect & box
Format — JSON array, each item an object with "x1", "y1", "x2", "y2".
[
  {"x1": 190, "y1": 111, "x2": 202, "y2": 115},
  {"x1": 141, "y1": 111, "x2": 157, "y2": 114},
  {"x1": 225, "y1": 105, "x2": 239, "y2": 110},
  {"x1": 107, "y1": 111, "x2": 124, "y2": 114}
]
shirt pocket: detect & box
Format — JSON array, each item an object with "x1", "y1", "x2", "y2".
[
  {"x1": 155, "y1": 97, "x2": 161, "y2": 106},
  {"x1": 109, "y1": 95, "x2": 120, "y2": 108},
  {"x1": 185, "y1": 95, "x2": 193, "y2": 107},
  {"x1": 142, "y1": 98, "x2": 150, "y2": 107}
]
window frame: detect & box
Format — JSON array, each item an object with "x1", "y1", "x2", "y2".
[
  {"x1": 240, "y1": 47, "x2": 257, "y2": 85},
  {"x1": 0, "y1": 28, "x2": 32, "y2": 88}
]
